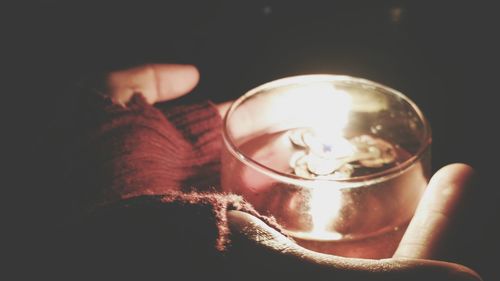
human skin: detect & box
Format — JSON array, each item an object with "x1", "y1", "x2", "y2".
[{"x1": 104, "y1": 63, "x2": 482, "y2": 281}]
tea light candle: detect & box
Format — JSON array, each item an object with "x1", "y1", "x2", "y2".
[{"x1": 221, "y1": 75, "x2": 431, "y2": 258}]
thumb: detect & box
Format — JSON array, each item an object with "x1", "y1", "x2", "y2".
[
  {"x1": 394, "y1": 163, "x2": 476, "y2": 260},
  {"x1": 107, "y1": 64, "x2": 199, "y2": 105}
]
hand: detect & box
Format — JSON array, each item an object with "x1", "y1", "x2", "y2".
[
  {"x1": 106, "y1": 64, "x2": 481, "y2": 281},
  {"x1": 226, "y1": 164, "x2": 480, "y2": 281}
]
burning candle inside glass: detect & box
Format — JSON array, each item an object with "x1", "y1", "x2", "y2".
[{"x1": 221, "y1": 75, "x2": 431, "y2": 259}]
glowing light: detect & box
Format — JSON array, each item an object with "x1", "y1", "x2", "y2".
[
  {"x1": 227, "y1": 79, "x2": 354, "y2": 146},
  {"x1": 305, "y1": 83, "x2": 352, "y2": 140},
  {"x1": 307, "y1": 182, "x2": 343, "y2": 240},
  {"x1": 268, "y1": 81, "x2": 350, "y2": 240},
  {"x1": 261, "y1": 81, "x2": 352, "y2": 130}
]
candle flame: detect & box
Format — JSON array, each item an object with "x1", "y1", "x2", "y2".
[
  {"x1": 307, "y1": 84, "x2": 352, "y2": 141},
  {"x1": 227, "y1": 79, "x2": 353, "y2": 146}
]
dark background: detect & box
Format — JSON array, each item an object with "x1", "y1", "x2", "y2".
[{"x1": 8, "y1": 1, "x2": 498, "y2": 280}]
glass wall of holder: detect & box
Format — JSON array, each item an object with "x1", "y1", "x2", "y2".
[{"x1": 221, "y1": 75, "x2": 431, "y2": 259}]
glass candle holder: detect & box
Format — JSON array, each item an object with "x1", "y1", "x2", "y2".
[{"x1": 221, "y1": 75, "x2": 431, "y2": 259}]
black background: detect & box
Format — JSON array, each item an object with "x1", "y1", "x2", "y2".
[{"x1": 8, "y1": 1, "x2": 499, "y2": 280}]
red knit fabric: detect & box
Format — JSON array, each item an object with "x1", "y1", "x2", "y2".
[
  {"x1": 73, "y1": 92, "x2": 284, "y2": 251},
  {"x1": 80, "y1": 94, "x2": 221, "y2": 203}
]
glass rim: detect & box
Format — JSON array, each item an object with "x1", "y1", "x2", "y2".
[{"x1": 222, "y1": 74, "x2": 432, "y2": 189}]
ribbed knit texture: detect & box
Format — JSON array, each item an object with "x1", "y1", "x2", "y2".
[
  {"x1": 72, "y1": 92, "x2": 283, "y2": 251},
  {"x1": 81, "y1": 94, "x2": 221, "y2": 202}
]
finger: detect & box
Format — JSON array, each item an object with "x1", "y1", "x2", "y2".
[
  {"x1": 393, "y1": 163, "x2": 476, "y2": 260},
  {"x1": 107, "y1": 64, "x2": 199, "y2": 105},
  {"x1": 227, "y1": 210, "x2": 481, "y2": 281},
  {"x1": 151, "y1": 64, "x2": 199, "y2": 103}
]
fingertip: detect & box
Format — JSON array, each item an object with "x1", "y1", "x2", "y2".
[
  {"x1": 424, "y1": 163, "x2": 476, "y2": 217},
  {"x1": 390, "y1": 258, "x2": 483, "y2": 281},
  {"x1": 431, "y1": 163, "x2": 475, "y2": 189},
  {"x1": 429, "y1": 260, "x2": 483, "y2": 281},
  {"x1": 152, "y1": 64, "x2": 200, "y2": 102}
]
